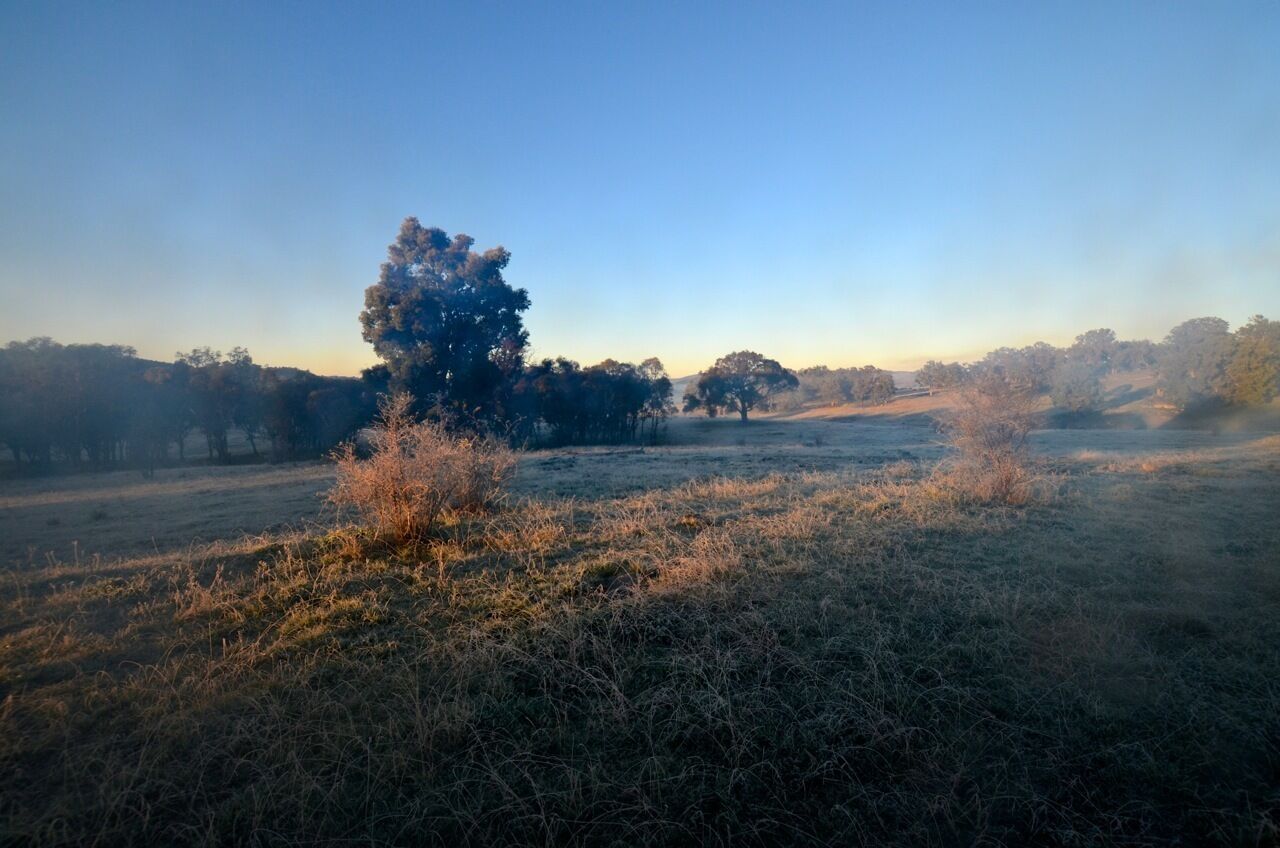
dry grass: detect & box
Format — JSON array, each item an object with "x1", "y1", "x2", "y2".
[
  {"x1": 941, "y1": 378, "x2": 1042, "y2": 504},
  {"x1": 10, "y1": 417, "x2": 1268, "y2": 570},
  {"x1": 2, "y1": 442, "x2": 1279, "y2": 845},
  {"x1": 328, "y1": 394, "x2": 517, "y2": 543}
]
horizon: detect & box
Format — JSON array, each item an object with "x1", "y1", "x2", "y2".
[
  {"x1": 3, "y1": 1, "x2": 1278, "y2": 377},
  {"x1": 0, "y1": 308, "x2": 1270, "y2": 381}
]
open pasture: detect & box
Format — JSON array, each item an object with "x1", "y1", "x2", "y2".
[
  {"x1": 2, "y1": 418, "x2": 1279, "y2": 845},
  {"x1": 2, "y1": 415, "x2": 1271, "y2": 566}
]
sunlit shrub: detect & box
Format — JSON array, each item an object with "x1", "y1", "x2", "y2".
[
  {"x1": 943, "y1": 376, "x2": 1039, "y2": 504},
  {"x1": 327, "y1": 394, "x2": 516, "y2": 542}
]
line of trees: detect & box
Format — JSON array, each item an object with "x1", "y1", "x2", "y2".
[
  {"x1": 9, "y1": 214, "x2": 1275, "y2": 470},
  {"x1": 782, "y1": 365, "x2": 896, "y2": 409},
  {"x1": 512, "y1": 357, "x2": 675, "y2": 446},
  {"x1": 913, "y1": 317, "x2": 1280, "y2": 414},
  {"x1": 0, "y1": 340, "x2": 377, "y2": 472}
]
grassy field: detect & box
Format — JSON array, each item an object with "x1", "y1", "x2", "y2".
[{"x1": 2, "y1": 417, "x2": 1280, "y2": 845}]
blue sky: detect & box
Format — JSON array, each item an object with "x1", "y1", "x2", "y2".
[{"x1": 2, "y1": 1, "x2": 1278, "y2": 376}]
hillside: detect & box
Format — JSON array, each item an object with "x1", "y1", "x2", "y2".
[{"x1": 772, "y1": 369, "x2": 1280, "y2": 432}]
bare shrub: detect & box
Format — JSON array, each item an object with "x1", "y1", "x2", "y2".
[
  {"x1": 942, "y1": 375, "x2": 1039, "y2": 504},
  {"x1": 327, "y1": 394, "x2": 516, "y2": 542}
]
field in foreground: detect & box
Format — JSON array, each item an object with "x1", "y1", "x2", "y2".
[{"x1": 2, "y1": 420, "x2": 1280, "y2": 845}]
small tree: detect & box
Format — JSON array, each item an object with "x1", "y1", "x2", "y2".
[
  {"x1": 176, "y1": 348, "x2": 238, "y2": 462},
  {"x1": 944, "y1": 375, "x2": 1039, "y2": 504},
  {"x1": 852, "y1": 365, "x2": 896, "y2": 405},
  {"x1": 638, "y1": 357, "x2": 675, "y2": 443},
  {"x1": 683, "y1": 351, "x2": 798, "y2": 422},
  {"x1": 1050, "y1": 361, "x2": 1103, "y2": 414}
]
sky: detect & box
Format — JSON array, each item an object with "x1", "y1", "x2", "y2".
[{"x1": 1, "y1": 1, "x2": 1278, "y2": 377}]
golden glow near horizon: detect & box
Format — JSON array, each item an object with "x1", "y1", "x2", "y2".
[{"x1": 1, "y1": 3, "x2": 1277, "y2": 379}]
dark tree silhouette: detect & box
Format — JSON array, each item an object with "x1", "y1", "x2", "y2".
[
  {"x1": 512, "y1": 357, "x2": 672, "y2": 446},
  {"x1": 683, "y1": 351, "x2": 798, "y2": 422},
  {"x1": 360, "y1": 217, "x2": 530, "y2": 421},
  {"x1": 0, "y1": 339, "x2": 377, "y2": 472},
  {"x1": 176, "y1": 348, "x2": 237, "y2": 461},
  {"x1": 639, "y1": 358, "x2": 676, "y2": 443}
]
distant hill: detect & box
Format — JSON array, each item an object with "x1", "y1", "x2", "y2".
[
  {"x1": 773, "y1": 369, "x2": 1280, "y2": 432},
  {"x1": 670, "y1": 373, "x2": 699, "y2": 406}
]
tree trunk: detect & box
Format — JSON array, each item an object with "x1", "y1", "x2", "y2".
[{"x1": 739, "y1": 406, "x2": 749, "y2": 422}]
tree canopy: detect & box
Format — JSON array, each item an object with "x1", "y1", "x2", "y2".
[
  {"x1": 784, "y1": 365, "x2": 896, "y2": 407},
  {"x1": 976, "y1": 343, "x2": 1062, "y2": 394},
  {"x1": 1224, "y1": 315, "x2": 1280, "y2": 406},
  {"x1": 0, "y1": 341, "x2": 375, "y2": 471},
  {"x1": 513, "y1": 357, "x2": 674, "y2": 446},
  {"x1": 915, "y1": 361, "x2": 969, "y2": 394},
  {"x1": 1155, "y1": 317, "x2": 1234, "y2": 410},
  {"x1": 360, "y1": 218, "x2": 530, "y2": 420},
  {"x1": 683, "y1": 351, "x2": 798, "y2": 421}
]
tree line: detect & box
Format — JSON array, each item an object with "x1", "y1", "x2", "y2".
[
  {"x1": 0, "y1": 218, "x2": 682, "y2": 470},
  {"x1": 7, "y1": 216, "x2": 1276, "y2": 471},
  {"x1": 783, "y1": 365, "x2": 896, "y2": 409},
  {"x1": 512, "y1": 357, "x2": 674, "y2": 445},
  {"x1": 0, "y1": 340, "x2": 376, "y2": 472},
  {"x1": 914, "y1": 317, "x2": 1280, "y2": 414}
]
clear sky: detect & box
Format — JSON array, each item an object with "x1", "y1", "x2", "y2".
[{"x1": 2, "y1": 1, "x2": 1278, "y2": 377}]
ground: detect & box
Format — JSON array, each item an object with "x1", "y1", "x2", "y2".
[{"x1": 1, "y1": 414, "x2": 1279, "y2": 845}]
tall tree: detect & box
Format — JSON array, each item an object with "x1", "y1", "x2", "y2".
[
  {"x1": 1155, "y1": 317, "x2": 1234, "y2": 410},
  {"x1": 1225, "y1": 315, "x2": 1280, "y2": 406},
  {"x1": 360, "y1": 218, "x2": 530, "y2": 421},
  {"x1": 176, "y1": 348, "x2": 236, "y2": 462},
  {"x1": 1068, "y1": 328, "x2": 1119, "y2": 370},
  {"x1": 638, "y1": 357, "x2": 675, "y2": 443},
  {"x1": 683, "y1": 351, "x2": 798, "y2": 422}
]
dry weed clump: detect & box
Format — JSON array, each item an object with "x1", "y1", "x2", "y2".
[
  {"x1": 327, "y1": 394, "x2": 516, "y2": 543},
  {"x1": 942, "y1": 376, "x2": 1040, "y2": 504},
  {"x1": 658, "y1": 527, "x2": 742, "y2": 588}
]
